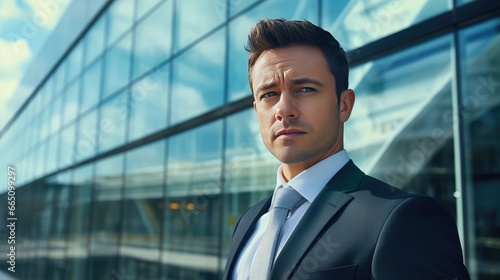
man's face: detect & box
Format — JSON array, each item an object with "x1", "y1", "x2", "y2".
[{"x1": 252, "y1": 45, "x2": 354, "y2": 178}]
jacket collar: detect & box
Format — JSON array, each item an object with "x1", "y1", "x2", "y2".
[{"x1": 271, "y1": 160, "x2": 364, "y2": 279}]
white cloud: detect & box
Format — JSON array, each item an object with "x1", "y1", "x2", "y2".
[
  {"x1": 0, "y1": 0, "x2": 22, "y2": 22},
  {"x1": 0, "y1": 38, "x2": 32, "y2": 129}
]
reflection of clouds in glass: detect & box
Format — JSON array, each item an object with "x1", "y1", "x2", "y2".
[
  {"x1": 175, "y1": 1, "x2": 225, "y2": 50},
  {"x1": 170, "y1": 83, "x2": 209, "y2": 124},
  {"x1": 107, "y1": 0, "x2": 134, "y2": 47},
  {"x1": 133, "y1": 0, "x2": 173, "y2": 79},
  {"x1": 327, "y1": 0, "x2": 430, "y2": 50},
  {"x1": 129, "y1": 72, "x2": 169, "y2": 141},
  {"x1": 103, "y1": 33, "x2": 132, "y2": 99}
]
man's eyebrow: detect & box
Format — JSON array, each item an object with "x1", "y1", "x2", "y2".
[
  {"x1": 256, "y1": 81, "x2": 277, "y2": 93},
  {"x1": 291, "y1": 77, "x2": 325, "y2": 87}
]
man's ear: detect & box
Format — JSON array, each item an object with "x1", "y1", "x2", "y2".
[
  {"x1": 253, "y1": 100, "x2": 257, "y2": 111},
  {"x1": 339, "y1": 89, "x2": 355, "y2": 122}
]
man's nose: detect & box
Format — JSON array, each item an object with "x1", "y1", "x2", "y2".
[{"x1": 275, "y1": 92, "x2": 298, "y2": 121}]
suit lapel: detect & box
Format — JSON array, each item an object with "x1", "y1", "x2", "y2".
[
  {"x1": 271, "y1": 161, "x2": 365, "y2": 279},
  {"x1": 224, "y1": 196, "x2": 271, "y2": 279}
]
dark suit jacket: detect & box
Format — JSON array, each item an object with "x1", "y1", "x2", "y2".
[{"x1": 224, "y1": 160, "x2": 470, "y2": 279}]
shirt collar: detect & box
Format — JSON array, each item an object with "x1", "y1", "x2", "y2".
[{"x1": 274, "y1": 150, "x2": 350, "y2": 204}]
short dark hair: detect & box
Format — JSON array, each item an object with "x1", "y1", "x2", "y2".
[{"x1": 246, "y1": 18, "x2": 349, "y2": 100}]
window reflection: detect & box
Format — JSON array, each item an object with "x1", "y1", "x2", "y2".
[
  {"x1": 66, "y1": 164, "x2": 94, "y2": 280},
  {"x1": 132, "y1": 0, "x2": 173, "y2": 80},
  {"x1": 222, "y1": 109, "x2": 277, "y2": 262},
  {"x1": 62, "y1": 79, "x2": 80, "y2": 126},
  {"x1": 81, "y1": 59, "x2": 102, "y2": 115},
  {"x1": 59, "y1": 123, "x2": 76, "y2": 169},
  {"x1": 163, "y1": 121, "x2": 223, "y2": 279},
  {"x1": 170, "y1": 29, "x2": 225, "y2": 125},
  {"x1": 349, "y1": 35, "x2": 457, "y2": 211},
  {"x1": 84, "y1": 15, "x2": 106, "y2": 67},
  {"x1": 97, "y1": 91, "x2": 128, "y2": 153},
  {"x1": 119, "y1": 140, "x2": 166, "y2": 279},
  {"x1": 322, "y1": 0, "x2": 451, "y2": 50},
  {"x1": 460, "y1": 18, "x2": 500, "y2": 279},
  {"x1": 102, "y1": 32, "x2": 132, "y2": 100},
  {"x1": 76, "y1": 110, "x2": 98, "y2": 161},
  {"x1": 174, "y1": 0, "x2": 226, "y2": 51},
  {"x1": 89, "y1": 154, "x2": 124, "y2": 279},
  {"x1": 106, "y1": 0, "x2": 135, "y2": 48},
  {"x1": 129, "y1": 64, "x2": 170, "y2": 142}
]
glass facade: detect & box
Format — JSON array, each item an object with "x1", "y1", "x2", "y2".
[{"x1": 0, "y1": 0, "x2": 499, "y2": 279}]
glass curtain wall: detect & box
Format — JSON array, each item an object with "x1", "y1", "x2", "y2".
[{"x1": 0, "y1": 0, "x2": 499, "y2": 279}]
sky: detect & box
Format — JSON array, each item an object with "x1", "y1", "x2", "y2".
[{"x1": 0, "y1": 0, "x2": 72, "y2": 132}]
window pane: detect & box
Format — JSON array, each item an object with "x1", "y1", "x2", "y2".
[
  {"x1": 81, "y1": 59, "x2": 102, "y2": 114},
  {"x1": 65, "y1": 164, "x2": 94, "y2": 280},
  {"x1": 162, "y1": 121, "x2": 223, "y2": 279},
  {"x1": 348, "y1": 35, "x2": 457, "y2": 211},
  {"x1": 97, "y1": 91, "x2": 128, "y2": 153},
  {"x1": 129, "y1": 64, "x2": 170, "y2": 141},
  {"x1": 459, "y1": 17, "x2": 500, "y2": 280},
  {"x1": 89, "y1": 154, "x2": 124, "y2": 279},
  {"x1": 102, "y1": 33, "x2": 132, "y2": 100},
  {"x1": 76, "y1": 109, "x2": 98, "y2": 161},
  {"x1": 174, "y1": 0, "x2": 226, "y2": 51},
  {"x1": 106, "y1": 0, "x2": 135, "y2": 48},
  {"x1": 227, "y1": 0, "x2": 319, "y2": 101},
  {"x1": 84, "y1": 14, "x2": 106, "y2": 67},
  {"x1": 322, "y1": 0, "x2": 452, "y2": 50},
  {"x1": 62, "y1": 79, "x2": 81, "y2": 126},
  {"x1": 67, "y1": 42, "x2": 84, "y2": 82},
  {"x1": 222, "y1": 109, "x2": 277, "y2": 264},
  {"x1": 132, "y1": 0, "x2": 173, "y2": 80},
  {"x1": 59, "y1": 123, "x2": 76, "y2": 168},
  {"x1": 119, "y1": 140, "x2": 166, "y2": 279},
  {"x1": 170, "y1": 29, "x2": 225, "y2": 124}
]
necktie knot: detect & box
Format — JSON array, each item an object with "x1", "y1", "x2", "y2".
[{"x1": 272, "y1": 186, "x2": 304, "y2": 212}]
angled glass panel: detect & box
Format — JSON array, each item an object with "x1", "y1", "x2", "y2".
[
  {"x1": 67, "y1": 42, "x2": 84, "y2": 82},
  {"x1": 47, "y1": 133, "x2": 61, "y2": 173},
  {"x1": 459, "y1": 17, "x2": 500, "y2": 280},
  {"x1": 89, "y1": 154, "x2": 124, "y2": 279},
  {"x1": 129, "y1": 63, "x2": 170, "y2": 142},
  {"x1": 227, "y1": 0, "x2": 319, "y2": 101},
  {"x1": 132, "y1": 0, "x2": 173, "y2": 80},
  {"x1": 102, "y1": 32, "x2": 132, "y2": 100},
  {"x1": 170, "y1": 29, "x2": 225, "y2": 124},
  {"x1": 118, "y1": 140, "x2": 166, "y2": 278},
  {"x1": 221, "y1": 108, "x2": 277, "y2": 265},
  {"x1": 162, "y1": 120, "x2": 223, "y2": 279},
  {"x1": 97, "y1": 91, "x2": 128, "y2": 153},
  {"x1": 75, "y1": 109, "x2": 98, "y2": 161},
  {"x1": 348, "y1": 35, "x2": 456, "y2": 213},
  {"x1": 84, "y1": 14, "x2": 106, "y2": 67},
  {"x1": 59, "y1": 123, "x2": 76, "y2": 168},
  {"x1": 106, "y1": 0, "x2": 135, "y2": 48},
  {"x1": 137, "y1": 0, "x2": 164, "y2": 20},
  {"x1": 322, "y1": 0, "x2": 452, "y2": 51},
  {"x1": 62, "y1": 79, "x2": 81, "y2": 126},
  {"x1": 81, "y1": 58, "x2": 102, "y2": 115},
  {"x1": 65, "y1": 163, "x2": 94, "y2": 280},
  {"x1": 174, "y1": 0, "x2": 226, "y2": 51},
  {"x1": 49, "y1": 95, "x2": 63, "y2": 136}
]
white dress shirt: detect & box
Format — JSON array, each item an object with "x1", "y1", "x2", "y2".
[{"x1": 233, "y1": 150, "x2": 350, "y2": 280}]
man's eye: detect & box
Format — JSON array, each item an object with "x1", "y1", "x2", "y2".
[
  {"x1": 262, "y1": 92, "x2": 277, "y2": 99},
  {"x1": 299, "y1": 87, "x2": 315, "y2": 93}
]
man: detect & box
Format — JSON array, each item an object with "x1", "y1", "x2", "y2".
[{"x1": 224, "y1": 18, "x2": 470, "y2": 279}]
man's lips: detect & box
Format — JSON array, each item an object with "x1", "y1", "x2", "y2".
[{"x1": 275, "y1": 129, "x2": 306, "y2": 138}]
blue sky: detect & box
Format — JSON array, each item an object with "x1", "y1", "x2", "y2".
[{"x1": 0, "y1": 0, "x2": 72, "y2": 131}]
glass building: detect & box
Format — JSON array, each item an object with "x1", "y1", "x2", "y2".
[{"x1": 1, "y1": 0, "x2": 499, "y2": 279}]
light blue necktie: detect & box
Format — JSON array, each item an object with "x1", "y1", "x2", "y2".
[{"x1": 250, "y1": 187, "x2": 305, "y2": 280}]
